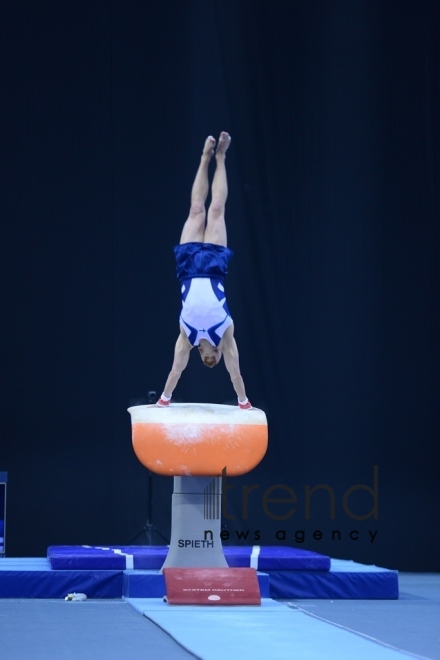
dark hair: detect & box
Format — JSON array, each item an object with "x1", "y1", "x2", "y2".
[{"x1": 203, "y1": 355, "x2": 217, "y2": 368}]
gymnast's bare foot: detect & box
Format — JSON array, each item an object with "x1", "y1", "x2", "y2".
[
  {"x1": 202, "y1": 135, "x2": 216, "y2": 159},
  {"x1": 216, "y1": 131, "x2": 231, "y2": 157}
]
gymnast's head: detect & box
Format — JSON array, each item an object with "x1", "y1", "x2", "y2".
[{"x1": 198, "y1": 341, "x2": 222, "y2": 368}]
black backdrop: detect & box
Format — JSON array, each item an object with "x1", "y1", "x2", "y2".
[{"x1": 1, "y1": 1, "x2": 439, "y2": 571}]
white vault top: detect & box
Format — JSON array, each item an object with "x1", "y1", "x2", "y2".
[{"x1": 128, "y1": 403, "x2": 267, "y2": 426}]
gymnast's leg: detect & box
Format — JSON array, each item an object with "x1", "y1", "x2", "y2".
[
  {"x1": 179, "y1": 136, "x2": 216, "y2": 244},
  {"x1": 204, "y1": 131, "x2": 231, "y2": 247}
]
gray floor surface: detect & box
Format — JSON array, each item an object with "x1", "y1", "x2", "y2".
[
  {"x1": 284, "y1": 573, "x2": 440, "y2": 660},
  {"x1": 0, "y1": 599, "x2": 198, "y2": 660},
  {"x1": 0, "y1": 573, "x2": 438, "y2": 660}
]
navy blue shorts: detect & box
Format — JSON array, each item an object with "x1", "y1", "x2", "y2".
[{"x1": 174, "y1": 242, "x2": 233, "y2": 283}]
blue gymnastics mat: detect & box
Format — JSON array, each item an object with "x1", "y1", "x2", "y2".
[
  {"x1": 127, "y1": 598, "x2": 408, "y2": 659},
  {"x1": 0, "y1": 552, "x2": 398, "y2": 599},
  {"x1": 47, "y1": 545, "x2": 330, "y2": 571},
  {"x1": 269, "y1": 559, "x2": 399, "y2": 599},
  {"x1": 0, "y1": 558, "x2": 123, "y2": 598},
  {"x1": 44, "y1": 545, "x2": 397, "y2": 599}
]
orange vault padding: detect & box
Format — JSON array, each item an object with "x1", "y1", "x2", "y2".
[{"x1": 128, "y1": 403, "x2": 268, "y2": 477}]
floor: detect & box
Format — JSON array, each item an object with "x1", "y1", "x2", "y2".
[
  {"x1": 0, "y1": 573, "x2": 438, "y2": 660},
  {"x1": 284, "y1": 574, "x2": 440, "y2": 660}
]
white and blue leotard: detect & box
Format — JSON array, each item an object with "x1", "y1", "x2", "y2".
[{"x1": 174, "y1": 242, "x2": 234, "y2": 347}]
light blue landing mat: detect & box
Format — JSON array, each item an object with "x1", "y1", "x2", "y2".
[{"x1": 128, "y1": 599, "x2": 414, "y2": 660}]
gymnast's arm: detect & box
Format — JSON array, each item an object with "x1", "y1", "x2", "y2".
[
  {"x1": 221, "y1": 326, "x2": 249, "y2": 405},
  {"x1": 161, "y1": 330, "x2": 192, "y2": 400}
]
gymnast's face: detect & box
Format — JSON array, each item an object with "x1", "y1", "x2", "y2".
[{"x1": 198, "y1": 342, "x2": 222, "y2": 368}]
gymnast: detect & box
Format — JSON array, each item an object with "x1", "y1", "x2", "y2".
[{"x1": 157, "y1": 132, "x2": 251, "y2": 409}]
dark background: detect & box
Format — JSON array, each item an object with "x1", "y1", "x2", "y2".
[{"x1": 1, "y1": 0, "x2": 438, "y2": 571}]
